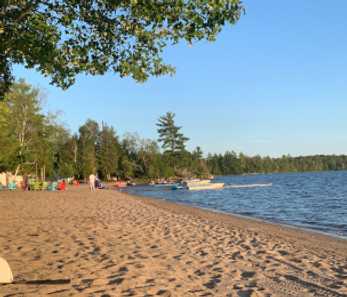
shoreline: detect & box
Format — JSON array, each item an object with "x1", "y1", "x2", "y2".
[
  {"x1": 126, "y1": 191, "x2": 347, "y2": 255},
  {"x1": 124, "y1": 190, "x2": 347, "y2": 242},
  {"x1": 1, "y1": 187, "x2": 347, "y2": 296}
]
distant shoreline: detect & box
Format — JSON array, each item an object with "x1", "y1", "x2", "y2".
[{"x1": 212, "y1": 169, "x2": 347, "y2": 177}]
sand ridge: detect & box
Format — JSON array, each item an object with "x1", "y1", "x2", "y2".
[{"x1": 0, "y1": 186, "x2": 346, "y2": 296}]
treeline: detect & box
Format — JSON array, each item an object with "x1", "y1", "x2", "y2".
[
  {"x1": 0, "y1": 80, "x2": 209, "y2": 180},
  {"x1": 1, "y1": 81, "x2": 347, "y2": 181},
  {"x1": 206, "y1": 152, "x2": 347, "y2": 175}
]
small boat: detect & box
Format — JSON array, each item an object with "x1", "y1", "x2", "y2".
[
  {"x1": 170, "y1": 179, "x2": 224, "y2": 191},
  {"x1": 187, "y1": 182, "x2": 224, "y2": 191},
  {"x1": 182, "y1": 179, "x2": 211, "y2": 187},
  {"x1": 171, "y1": 184, "x2": 185, "y2": 190}
]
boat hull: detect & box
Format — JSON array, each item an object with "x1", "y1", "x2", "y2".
[{"x1": 187, "y1": 183, "x2": 224, "y2": 191}]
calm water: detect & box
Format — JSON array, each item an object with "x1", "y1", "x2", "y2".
[{"x1": 124, "y1": 171, "x2": 347, "y2": 238}]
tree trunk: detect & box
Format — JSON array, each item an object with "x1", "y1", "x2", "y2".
[{"x1": 14, "y1": 164, "x2": 20, "y2": 177}]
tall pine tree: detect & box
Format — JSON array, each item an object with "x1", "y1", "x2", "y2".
[
  {"x1": 157, "y1": 112, "x2": 189, "y2": 155},
  {"x1": 157, "y1": 112, "x2": 189, "y2": 172}
]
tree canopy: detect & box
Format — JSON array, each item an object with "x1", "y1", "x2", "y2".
[
  {"x1": 0, "y1": 84, "x2": 210, "y2": 180},
  {"x1": 1, "y1": 0, "x2": 244, "y2": 99},
  {"x1": 0, "y1": 79, "x2": 69, "y2": 177},
  {"x1": 2, "y1": 81, "x2": 347, "y2": 181}
]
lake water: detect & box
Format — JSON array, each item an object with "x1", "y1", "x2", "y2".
[{"x1": 124, "y1": 171, "x2": 347, "y2": 238}]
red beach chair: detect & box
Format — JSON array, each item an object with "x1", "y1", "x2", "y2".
[{"x1": 57, "y1": 180, "x2": 66, "y2": 191}]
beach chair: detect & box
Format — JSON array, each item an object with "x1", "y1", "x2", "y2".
[
  {"x1": 48, "y1": 181, "x2": 57, "y2": 191},
  {"x1": 32, "y1": 180, "x2": 41, "y2": 191},
  {"x1": 41, "y1": 181, "x2": 48, "y2": 191},
  {"x1": 7, "y1": 181, "x2": 16, "y2": 191},
  {"x1": 57, "y1": 181, "x2": 66, "y2": 191}
]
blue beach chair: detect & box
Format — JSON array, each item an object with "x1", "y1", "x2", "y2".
[
  {"x1": 8, "y1": 181, "x2": 16, "y2": 191},
  {"x1": 48, "y1": 181, "x2": 58, "y2": 191}
]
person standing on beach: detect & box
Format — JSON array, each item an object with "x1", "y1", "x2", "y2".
[
  {"x1": 23, "y1": 175, "x2": 29, "y2": 191},
  {"x1": 89, "y1": 174, "x2": 96, "y2": 192}
]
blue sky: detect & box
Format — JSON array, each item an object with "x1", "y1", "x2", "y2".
[{"x1": 14, "y1": 0, "x2": 347, "y2": 157}]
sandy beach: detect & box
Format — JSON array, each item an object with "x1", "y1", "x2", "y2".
[{"x1": 0, "y1": 187, "x2": 346, "y2": 297}]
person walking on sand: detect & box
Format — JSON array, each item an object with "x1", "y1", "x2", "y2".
[{"x1": 89, "y1": 173, "x2": 96, "y2": 192}]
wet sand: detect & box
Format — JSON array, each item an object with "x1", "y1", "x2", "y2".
[{"x1": 0, "y1": 186, "x2": 346, "y2": 297}]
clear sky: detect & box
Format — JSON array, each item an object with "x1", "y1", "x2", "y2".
[{"x1": 13, "y1": 0, "x2": 347, "y2": 157}]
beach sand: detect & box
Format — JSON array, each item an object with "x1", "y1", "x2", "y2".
[{"x1": 0, "y1": 186, "x2": 346, "y2": 297}]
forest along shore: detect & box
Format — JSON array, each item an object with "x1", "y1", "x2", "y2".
[{"x1": 0, "y1": 187, "x2": 346, "y2": 297}]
